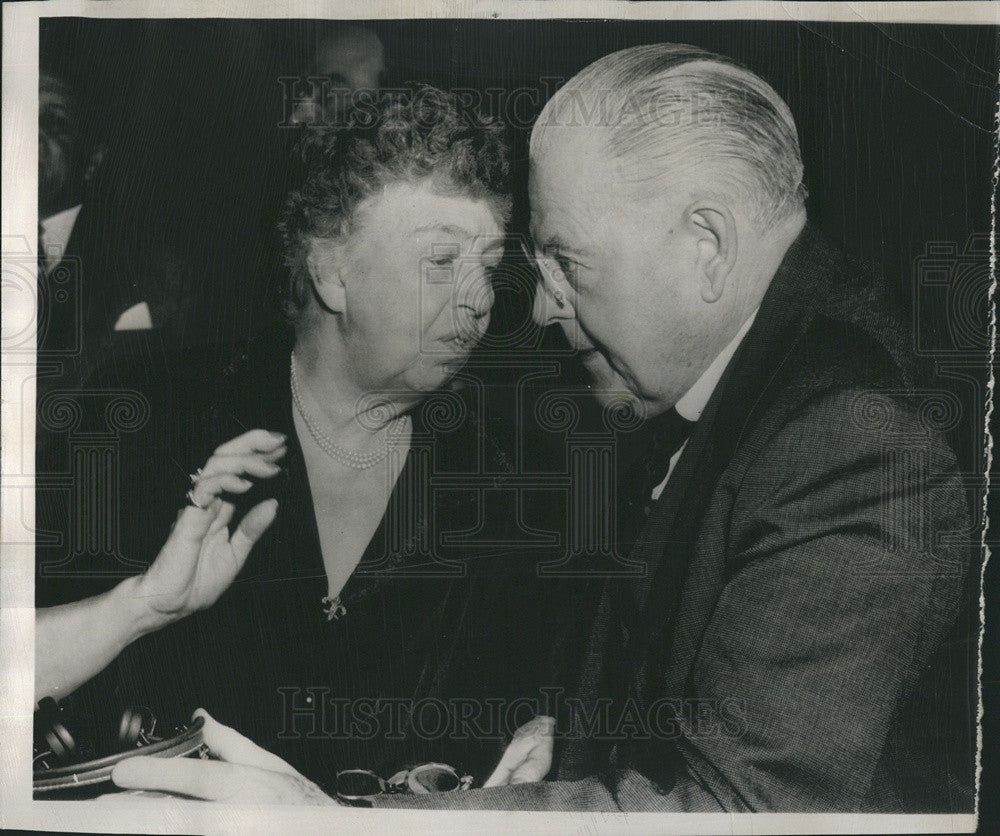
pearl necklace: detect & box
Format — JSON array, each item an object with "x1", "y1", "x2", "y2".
[{"x1": 289, "y1": 353, "x2": 409, "y2": 470}]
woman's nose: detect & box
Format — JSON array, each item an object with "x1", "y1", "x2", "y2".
[{"x1": 456, "y1": 267, "x2": 495, "y2": 320}]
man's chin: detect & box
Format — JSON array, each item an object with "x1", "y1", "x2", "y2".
[
  {"x1": 584, "y1": 382, "x2": 641, "y2": 414},
  {"x1": 579, "y1": 362, "x2": 634, "y2": 405},
  {"x1": 580, "y1": 371, "x2": 667, "y2": 424}
]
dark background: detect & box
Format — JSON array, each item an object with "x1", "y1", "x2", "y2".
[
  {"x1": 41, "y1": 19, "x2": 995, "y2": 345},
  {"x1": 39, "y1": 17, "x2": 997, "y2": 828}
]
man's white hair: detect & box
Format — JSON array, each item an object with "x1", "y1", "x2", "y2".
[{"x1": 530, "y1": 43, "x2": 807, "y2": 228}]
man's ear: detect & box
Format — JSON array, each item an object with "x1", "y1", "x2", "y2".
[
  {"x1": 306, "y1": 238, "x2": 348, "y2": 314},
  {"x1": 686, "y1": 202, "x2": 738, "y2": 303}
]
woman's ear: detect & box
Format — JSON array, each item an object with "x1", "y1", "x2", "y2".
[
  {"x1": 306, "y1": 238, "x2": 348, "y2": 314},
  {"x1": 686, "y1": 202, "x2": 738, "y2": 304}
]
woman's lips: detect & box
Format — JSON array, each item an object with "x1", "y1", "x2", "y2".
[
  {"x1": 442, "y1": 331, "x2": 480, "y2": 347},
  {"x1": 437, "y1": 337, "x2": 474, "y2": 366}
]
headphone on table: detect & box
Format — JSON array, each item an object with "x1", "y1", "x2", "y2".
[{"x1": 33, "y1": 697, "x2": 207, "y2": 797}]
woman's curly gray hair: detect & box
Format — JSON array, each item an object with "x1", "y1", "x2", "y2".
[{"x1": 278, "y1": 84, "x2": 511, "y2": 322}]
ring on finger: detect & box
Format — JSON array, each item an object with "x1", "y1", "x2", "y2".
[{"x1": 186, "y1": 489, "x2": 210, "y2": 510}]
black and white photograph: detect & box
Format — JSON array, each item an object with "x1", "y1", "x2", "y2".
[{"x1": 1, "y1": 2, "x2": 997, "y2": 833}]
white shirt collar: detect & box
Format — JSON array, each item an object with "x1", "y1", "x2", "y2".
[
  {"x1": 40, "y1": 204, "x2": 82, "y2": 271},
  {"x1": 649, "y1": 309, "x2": 760, "y2": 500},
  {"x1": 674, "y1": 308, "x2": 759, "y2": 423}
]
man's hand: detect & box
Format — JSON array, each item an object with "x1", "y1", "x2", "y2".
[
  {"x1": 483, "y1": 715, "x2": 555, "y2": 787},
  {"x1": 133, "y1": 430, "x2": 286, "y2": 624},
  {"x1": 111, "y1": 709, "x2": 337, "y2": 804}
]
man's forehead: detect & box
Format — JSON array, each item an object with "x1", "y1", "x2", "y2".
[
  {"x1": 529, "y1": 131, "x2": 632, "y2": 225},
  {"x1": 531, "y1": 124, "x2": 613, "y2": 167}
]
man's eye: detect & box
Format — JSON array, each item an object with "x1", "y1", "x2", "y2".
[
  {"x1": 555, "y1": 256, "x2": 577, "y2": 283},
  {"x1": 429, "y1": 254, "x2": 457, "y2": 267}
]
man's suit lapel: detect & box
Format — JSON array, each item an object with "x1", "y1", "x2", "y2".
[
  {"x1": 62, "y1": 203, "x2": 107, "y2": 334},
  {"x1": 59, "y1": 203, "x2": 121, "y2": 379},
  {"x1": 621, "y1": 223, "x2": 841, "y2": 704},
  {"x1": 619, "y1": 366, "x2": 730, "y2": 695}
]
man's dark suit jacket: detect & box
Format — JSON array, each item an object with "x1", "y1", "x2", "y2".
[
  {"x1": 373, "y1": 223, "x2": 979, "y2": 812},
  {"x1": 37, "y1": 196, "x2": 198, "y2": 398}
]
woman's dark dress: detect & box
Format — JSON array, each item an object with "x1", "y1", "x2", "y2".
[{"x1": 36, "y1": 326, "x2": 600, "y2": 795}]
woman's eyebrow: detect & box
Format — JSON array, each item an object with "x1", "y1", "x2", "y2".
[
  {"x1": 412, "y1": 224, "x2": 506, "y2": 255},
  {"x1": 412, "y1": 223, "x2": 475, "y2": 237}
]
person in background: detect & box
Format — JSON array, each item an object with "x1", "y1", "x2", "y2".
[
  {"x1": 37, "y1": 67, "x2": 196, "y2": 394},
  {"x1": 287, "y1": 26, "x2": 386, "y2": 127},
  {"x1": 38, "y1": 71, "x2": 104, "y2": 280}
]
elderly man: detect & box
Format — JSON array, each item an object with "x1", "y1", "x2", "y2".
[{"x1": 110, "y1": 44, "x2": 977, "y2": 813}]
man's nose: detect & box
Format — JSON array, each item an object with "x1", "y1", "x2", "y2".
[{"x1": 532, "y1": 278, "x2": 573, "y2": 328}]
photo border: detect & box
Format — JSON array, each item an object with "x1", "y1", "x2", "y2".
[{"x1": 3, "y1": 2, "x2": 995, "y2": 833}]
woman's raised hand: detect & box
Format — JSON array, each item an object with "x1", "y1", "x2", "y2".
[{"x1": 132, "y1": 429, "x2": 287, "y2": 624}]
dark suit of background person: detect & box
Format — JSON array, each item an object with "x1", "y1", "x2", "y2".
[
  {"x1": 37, "y1": 191, "x2": 199, "y2": 392},
  {"x1": 372, "y1": 222, "x2": 978, "y2": 813},
  {"x1": 36, "y1": 69, "x2": 199, "y2": 405}
]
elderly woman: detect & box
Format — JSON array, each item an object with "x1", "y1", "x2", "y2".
[{"x1": 35, "y1": 86, "x2": 565, "y2": 797}]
